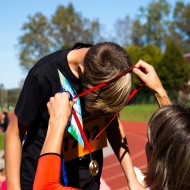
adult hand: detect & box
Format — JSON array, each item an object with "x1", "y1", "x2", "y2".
[
  {"x1": 133, "y1": 60, "x2": 163, "y2": 94},
  {"x1": 133, "y1": 60, "x2": 172, "y2": 107},
  {"x1": 47, "y1": 92, "x2": 76, "y2": 125},
  {"x1": 41, "y1": 92, "x2": 76, "y2": 155}
]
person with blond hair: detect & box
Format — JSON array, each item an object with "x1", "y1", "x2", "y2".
[{"x1": 33, "y1": 60, "x2": 172, "y2": 189}]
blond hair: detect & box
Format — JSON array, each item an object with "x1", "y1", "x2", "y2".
[{"x1": 82, "y1": 42, "x2": 132, "y2": 115}]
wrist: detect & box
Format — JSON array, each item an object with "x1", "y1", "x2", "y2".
[
  {"x1": 154, "y1": 86, "x2": 167, "y2": 97},
  {"x1": 49, "y1": 115, "x2": 69, "y2": 125},
  {"x1": 154, "y1": 88, "x2": 172, "y2": 107}
]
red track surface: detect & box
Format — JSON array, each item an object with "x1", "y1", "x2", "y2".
[{"x1": 102, "y1": 120, "x2": 148, "y2": 190}]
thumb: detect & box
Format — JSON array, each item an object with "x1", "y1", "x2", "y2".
[{"x1": 71, "y1": 99, "x2": 77, "y2": 107}]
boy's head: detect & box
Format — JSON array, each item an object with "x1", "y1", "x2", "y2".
[{"x1": 82, "y1": 42, "x2": 132, "y2": 116}]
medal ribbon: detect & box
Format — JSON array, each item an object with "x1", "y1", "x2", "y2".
[
  {"x1": 73, "y1": 66, "x2": 136, "y2": 99},
  {"x1": 61, "y1": 66, "x2": 143, "y2": 182},
  {"x1": 71, "y1": 66, "x2": 143, "y2": 154},
  {"x1": 72, "y1": 109, "x2": 92, "y2": 153}
]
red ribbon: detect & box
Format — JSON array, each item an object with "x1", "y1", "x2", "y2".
[
  {"x1": 73, "y1": 66, "x2": 136, "y2": 99},
  {"x1": 72, "y1": 66, "x2": 143, "y2": 152},
  {"x1": 72, "y1": 109, "x2": 92, "y2": 153}
]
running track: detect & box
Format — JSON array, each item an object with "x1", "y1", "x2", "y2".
[{"x1": 101, "y1": 120, "x2": 148, "y2": 190}]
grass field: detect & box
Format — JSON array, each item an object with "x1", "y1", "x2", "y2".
[
  {"x1": 0, "y1": 104, "x2": 159, "y2": 150},
  {"x1": 120, "y1": 104, "x2": 159, "y2": 122},
  {"x1": 0, "y1": 133, "x2": 5, "y2": 150}
]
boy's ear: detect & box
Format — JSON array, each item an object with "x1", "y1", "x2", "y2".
[
  {"x1": 77, "y1": 64, "x2": 84, "y2": 74},
  {"x1": 77, "y1": 64, "x2": 84, "y2": 83}
]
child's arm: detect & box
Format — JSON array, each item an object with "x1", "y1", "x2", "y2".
[{"x1": 106, "y1": 118, "x2": 145, "y2": 190}]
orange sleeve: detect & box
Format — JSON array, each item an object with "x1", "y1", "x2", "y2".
[{"x1": 33, "y1": 153, "x2": 78, "y2": 190}]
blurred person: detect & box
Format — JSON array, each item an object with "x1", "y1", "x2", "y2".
[
  {"x1": 0, "y1": 112, "x2": 9, "y2": 132},
  {"x1": 0, "y1": 168, "x2": 7, "y2": 190}
]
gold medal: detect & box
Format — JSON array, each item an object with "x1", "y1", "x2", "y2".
[{"x1": 89, "y1": 159, "x2": 99, "y2": 176}]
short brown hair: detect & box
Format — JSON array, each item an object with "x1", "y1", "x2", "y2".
[{"x1": 82, "y1": 42, "x2": 132, "y2": 115}]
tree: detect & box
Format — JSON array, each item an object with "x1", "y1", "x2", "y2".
[
  {"x1": 158, "y1": 39, "x2": 190, "y2": 92},
  {"x1": 125, "y1": 45, "x2": 141, "y2": 65},
  {"x1": 114, "y1": 16, "x2": 133, "y2": 46},
  {"x1": 18, "y1": 13, "x2": 53, "y2": 70},
  {"x1": 131, "y1": 19, "x2": 144, "y2": 46},
  {"x1": 7, "y1": 88, "x2": 21, "y2": 108},
  {"x1": 51, "y1": 3, "x2": 102, "y2": 49},
  {"x1": 170, "y1": 1, "x2": 190, "y2": 53},
  {"x1": 125, "y1": 44, "x2": 162, "y2": 68},
  {"x1": 18, "y1": 3, "x2": 102, "y2": 71},
  {"x1": 132, "y1": 0, "x2": 170, "y2": 49}
]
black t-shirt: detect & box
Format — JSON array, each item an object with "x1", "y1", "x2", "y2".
[{"x1": 15, "y1": 43, "x2": 103, "y2": 190}]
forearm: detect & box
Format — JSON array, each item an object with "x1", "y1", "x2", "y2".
[
  {"x1": 154, "y1": 87, "x2": 172, "y2": 107},
  {"x1": 117, "y1": 144, "x2": 133, "y2": 180},
  {"x1": 114, "y1": 128, "x2": 141, "y2": 187},
  {"x1": 42, "y1": 92, "x2": 74, "y2": 155},
  {"x1": 119, "y1": 150, "x2": 144, "y2": 189},
  {"x1": 5, "y1": 127, "x2": 22, "y2": 190},
  {"x1": 41, "y1": 118, "x2": 68, "y2": 155},
  {"x1": 107, "y1": 118, "x2": 145, "y2": 189}
]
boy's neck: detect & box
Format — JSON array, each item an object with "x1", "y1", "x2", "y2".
[{"x1": 67, "y1": 48, "x2": 90, "y2": 78}]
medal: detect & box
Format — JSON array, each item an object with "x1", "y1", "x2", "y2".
[
  {"x1": 89, "y1": 154, "x2": 99, "y2": 176},
  {"x1": 89, "y1": 159, "x2": 99, "y2": 176},
  {"x1": 72, "y1": 109, "x2": 100, "y2": 176}
]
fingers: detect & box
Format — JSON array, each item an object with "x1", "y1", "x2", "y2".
[
  {"x1": 47, "y1": 92, "x2": 75, "y2": 111},
  {"x1": 47, "y1": 92, "x2": 76, "y2": 121},
  {"x1": 135, "y1": 59, "x2": 149, "y2": 69},
  {"x1": 133, "y1": 59, "x2": 155, "y2": 79},
  {"x1": 132, "y1": 59, "x2": 165, "y2": 94},
  {"x1": 133, "y1": 59, "x2": 154, "y2": 85},
  {"x1": 135, "y1": 60, "x2": 147, "y2": 67},
  {"x1": 132, "y1": 67, "x2": 146, "y2": 82},
  {"x1": 135, "y1": 60, "x2": 154, "y2": 74}
]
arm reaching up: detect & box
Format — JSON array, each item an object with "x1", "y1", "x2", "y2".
[
  {"x1": 133, "y1": 60, "x2": 172, "y2": 107},
  {"x1": 33, "y1": 92, "x2": 79, "y2": 190}
]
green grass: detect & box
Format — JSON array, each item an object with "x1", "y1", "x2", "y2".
[
  {"x1": 120, "y1": 104, "x2": 159, "y2": 122},
  {"x1": 0, "y1": 133, "x2": 5, "y2": 150}
]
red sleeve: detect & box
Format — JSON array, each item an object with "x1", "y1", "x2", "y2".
[{"x1": 33, "y1": 154, "x2": 78, "y2": 190}]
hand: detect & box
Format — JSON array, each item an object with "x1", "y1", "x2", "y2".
[
  {"x1": 47, "y1": 92, "x2": 76, "y2": 124},
  {"x1": 128, "y1": 181, "x2": 146, "y2": 190},
  {"x1": 133, "y1": 60, "x2": 163, "y2": 94},
  {"x1": 133, "y1": 60, "x2": 172, "y2": 107}
]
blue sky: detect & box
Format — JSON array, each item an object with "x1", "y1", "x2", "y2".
[{"x1": 0, "y1": 0, "x2": 188, "y2": 89}]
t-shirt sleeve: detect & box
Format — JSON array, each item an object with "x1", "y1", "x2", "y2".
[
  {"x1": 15, "y1": 70, "x2": 47, "y2": 127},
  {"x1": 33, "y1": 154, "x2": 79, "y2": 190}
]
